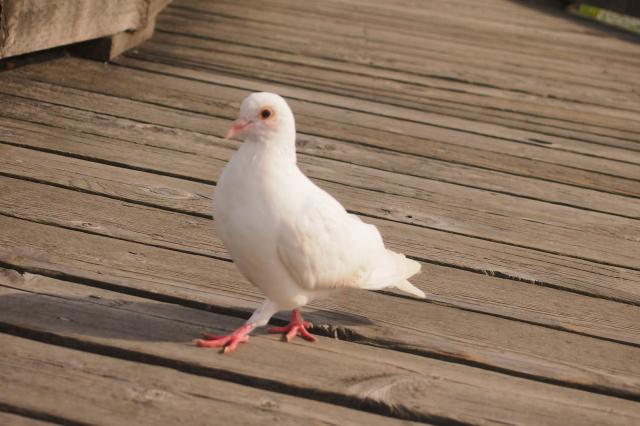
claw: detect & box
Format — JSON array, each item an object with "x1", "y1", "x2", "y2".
[
  {"x1": 269, "y1": 309, "x2": 317, "y2": 343},
  {"x1": 196, "y1": 323, "x2": 254, "y2": 354}
]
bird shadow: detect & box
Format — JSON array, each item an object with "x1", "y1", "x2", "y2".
[{"x1": 0, "y1": 291, "x2": 373, "y2": 344}]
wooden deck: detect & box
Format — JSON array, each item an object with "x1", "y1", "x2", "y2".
[{"x1": 1, "y1": 0, "x2": 640, "y2": 424}]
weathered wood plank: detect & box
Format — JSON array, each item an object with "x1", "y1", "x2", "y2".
[
  {"x1": 2, "y1": 268, "x2": 640, "y2": 425},
  {"x1": 6, "y1": 64, "x2": 640, "y2": 220},
  {"x1": 0, "y1": 0, "x2": 147, "y2": 58},
  {"x1": 3, "y1": 142, "x2": 640, "y2": 306},
  {"x1": 162, "y1": 1, "x2": 640, "y2": 108},
  {"x1": 128, "y1": 34, "x2": 640, "y2": 141},
  {"x1": 2, "y1": 216, "x2": 640, "y2": 400},
  {"x1": 118, "y1": 44, "x2": 640, "y2": 185},
  {"x1": 0, "y1": 333, "x2": 412, "y2": 426},
  {"x1": 118, "y1": 55, "x2": 640, "y2": 150},
  {"x1": 12, "y1": 57, "x2": 640, "y2": 173},
  {"x1": 246, "y1": 0, "x2": 640, "y2": 65},
  {"x1": 185, "y1": 0, "x2": 640, "y2": 77},
  {"x1": 3, "y1": 175, "x2": 640, "y2": 346},
  {"x1": 141, "y1": 27, "x2": 640, "y2": 131},
  {"x1": 2, "y1": 100, "x2": 639, "y2": 270}
]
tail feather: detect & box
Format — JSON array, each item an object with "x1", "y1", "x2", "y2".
[
  {"x1": 394, "y1": 279, "x2": 426, "y2": 298},
  {"x1": 362, "y1": 251, "x2": 423, "y2": 298}
]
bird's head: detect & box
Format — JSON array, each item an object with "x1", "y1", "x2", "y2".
[{"x1": 225, "y1": 92, "x2": 295, "y2": 143}]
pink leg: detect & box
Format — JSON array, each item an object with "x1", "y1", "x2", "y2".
[
  {"x1": 269, "y1": 309, "x2": 317, "y2": 343},
  {"x1": 195, "y1": 323, "x2": 255, "y2": 354}
]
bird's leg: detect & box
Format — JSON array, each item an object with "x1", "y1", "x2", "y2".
[
  {"x1": 269, "y1": 309, "x2": 317, "y2": 343},
  {"x1": 196, "y1": 323, "x2": 255, "y2": 354},
  {"x1": 196, "y1": 300, "x2": 279, "y2": 354}
]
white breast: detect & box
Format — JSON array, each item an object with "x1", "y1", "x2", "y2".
[{"x1": 212, "y1": 142, "x2": 311, "y2": 308}]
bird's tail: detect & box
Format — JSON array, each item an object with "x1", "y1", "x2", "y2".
[
  {"x1": 362, "y1": 250, "x2": 424, "y2": 298},
  {"x1": 393, "y1": 279, "x2": 425, "y2": 298}
]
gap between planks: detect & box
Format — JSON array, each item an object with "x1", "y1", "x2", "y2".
[
  {"x1": 2, "y1": 268, "x2": 640, "y2": 426},
  {"x1": 2, "y1": 176, "x2": 640, "y2": 350},
  {"x1": 2, "y1": 139, "x2": 640, "y2": 305},
  {"x1": 2, "y1": 215, "x2": 640, "y2": 404},
  {"x1": 1, "y1": 104, "x2": 639, "y2": 273}
]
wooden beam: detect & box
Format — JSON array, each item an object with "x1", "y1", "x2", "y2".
[{"x1": 0, "y1": 0, "x2": 171, "y2": 60}]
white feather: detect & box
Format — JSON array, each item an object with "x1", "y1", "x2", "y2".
[{"x1": 214, "y1": 92, "x2": 423, "y2": 325}]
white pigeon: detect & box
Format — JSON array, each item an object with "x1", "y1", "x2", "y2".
[{"x1": 197, "y1": 92, "x2": 423, "y2": 353}]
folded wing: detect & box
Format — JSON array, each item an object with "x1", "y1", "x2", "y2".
[{"x1": 277, "y1": 188, "x2": 423, "y2": 297}]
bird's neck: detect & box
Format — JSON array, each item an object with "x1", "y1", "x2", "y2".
[{"x1": 243, "y1": 127, "x2": 297, "y2": 165}]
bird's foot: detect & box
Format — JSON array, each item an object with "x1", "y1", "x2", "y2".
[
  {"x1": 269, "y1": 309, "x2": 317, "y2": 343},
  {"x1": 196, "y1": 323, "x2": 254, "y2": 354}
]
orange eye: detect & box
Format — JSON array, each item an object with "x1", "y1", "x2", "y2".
[{"x1": 259, "y1": 108, "x2": 273, "y2": 120}]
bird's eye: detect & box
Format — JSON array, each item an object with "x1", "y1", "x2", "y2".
[{"x1": 259, "y1": 108, "x2": 273, "y2": 120}]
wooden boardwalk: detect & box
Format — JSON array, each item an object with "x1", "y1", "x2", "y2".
[{"x1": 1, "y1": 0, "x2": 640, "y2": 424}]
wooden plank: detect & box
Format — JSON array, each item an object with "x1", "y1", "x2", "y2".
[
  {"x1": 115, "y1": 57, "x2": 640, "y2": 170},
  {"x1": 73, "y1": 0, "x2": 172, "y2": 61},
  {"x1": 193, "y1": 0, "x2": 640, "y2": 76},
  {"x1": 3, "y1": 174, "x2": 640, "y2": 346},
  {"x1": 0, "y1": 0, "x2": 147, "y2": 58},
  {"x1": 118, "y1": 55, "x2": 640, "y2": 150},
  {"x1": 2, "y1": 268, "x2": 640, "y2": 425},
  {"x1": 2, "y1": 216, "x2": 640, "y2": 400},
  {"x1": 0, "y1": 334, "x2": 410, "y2": 426},
  {"x1": 129, "y1": 33, "x2": 640, "y2": 137},
  {"x1": 3, "y1": 144, "x2": 640, "y2": 306},
  {"x1": 14, "y1": 57, "x2": 640, "y2": 172},
  {"x1": 3, "y1": 71, "x2": 639, "y2": 221},
  {"x1": 8, "y1": 58, "x2": 640, "y2": 173},
  {"x1": 258, "y1": 0, "x2": 640, "y2": 64},
  {"x1": 2, "y1": 99, "x2": 640, "y2": 270},
  {"x1": 114, "y1": 40, "x2": 640, "y2": 179},
  {"x1": 152, "y1": 8, "x2": 640, "y2": 121},
  {"x1": 163, "y1": 1, "x2": 640, "y2": 106}
]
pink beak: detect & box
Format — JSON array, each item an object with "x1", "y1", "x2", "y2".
[{"x1": 225, "y1": 119, "x2": 251, "y2": 139}]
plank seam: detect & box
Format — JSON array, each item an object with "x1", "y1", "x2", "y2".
[
  {"x1": 150, "y1": 26, "x2": 640, "y2": 118},
  {"x1": 165, "y1": 4, "x2": 640, "y2": 89},
  {"x1": 5, "y1": 80, "x2": 640, "y2": 201},
  {"x1": 3, "y1": 166, "x2": 640, "y2": 307},
  {"x1": 0, "y1": 403, "x2": 89, "y2": 426},
  {"x1": 2, "y1": 290, "x2": 640, "y2": 406},
  {"x1": 0, "y1": 324, "x2": 463, "y2": 425},
  {"x1": 119, "y1": 53, "x2": 640, "y2": 145},
  {"x1": 123, "y1": 50, "x2": 640, "y2": 143},
  {"x1": 154, "y1": 19, "x2": 640, "y2": 114},
  {"x1": 109, "y1": 55, "x2": 640, "y2": 188},
  {"x1": 3, "y1": 255, "x2": 640, "y2": 389},
  {"x1": 5, "y1": 208, "x2": 640, "y2": 345}
]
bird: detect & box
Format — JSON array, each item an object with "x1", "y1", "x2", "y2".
[{"x1": 196, "y1": 92, "x2": 423, "y2": 353}]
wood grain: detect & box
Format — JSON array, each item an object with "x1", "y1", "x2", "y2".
[
  {"x1": 2, "y1": 216, "x2": 640, "y2": 401},
  {"x1": 0, "y1": 333, "x2": 412, "y2": 426},
  {"x1": 117, "y1": 55, "x2": 640, "y2": 152},
  {"x1": 1, "y1": 94, "x2": 639, "y2": 270},
  {"x1": 6, "y1": 63, "x2": 640, "y2": 220},
  {"x1": 1, "y1": 0, "x2": 639, "y2": 422},
  {"x1": 3, "y1": 143, "x2": 640, "y2": 307},
  {"x1": 145, "y1": 14, "x2": 640, "y2": 132},
  {"x1": 2, "y1": 268, "x2": 640, "y2": 425},
  {"x1": 13, "y1": 58, "x2": 640, "y2": 175},
  {"x1": 160, "y1": 2, "x2": 640, "y2": 111},
  {"x1": 0, "y1": 0, "x2": 146, "y2": 58},
  {"x1": 3, "y1": 175, "x2": 640, "y2": 346}
]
